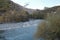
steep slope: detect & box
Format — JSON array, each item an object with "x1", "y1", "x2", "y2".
[{"x1": 0, "y1": 0, "x2": 29, "y2": 23}]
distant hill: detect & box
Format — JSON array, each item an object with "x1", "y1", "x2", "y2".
[
  {"x1": 30, "y1": 6, "x2": 60, "y2": 19},
  {"x1": 43, "y1": 6, "x2": 60, "y2": 13},
  {"x1": 24, "y1": 8, "x2": 36, "y2": 14}
]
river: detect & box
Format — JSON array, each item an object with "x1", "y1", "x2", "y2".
[{"x1": 0, "y1": 19, "x2": 43, "y2": 40}]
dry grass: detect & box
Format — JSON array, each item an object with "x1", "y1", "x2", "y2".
[{"x1": 34, "y1": 13, "x2": 60, "y2": 40}]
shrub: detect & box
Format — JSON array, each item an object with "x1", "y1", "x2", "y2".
[
  {"x1": 30, "y1": 10, "x2": 47, "y2": 19},
  {"x1": 0, "y1": 16, "x2": 5, "y2": 23},
  {"x1": 35, "y1": 13, "x2": 60, "y2": 40}
]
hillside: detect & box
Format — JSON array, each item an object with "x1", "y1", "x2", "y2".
[
  {"x1": 0, "y1": 0, "x2": 29, "y2": 23},
  {"x1": 0, "y1": 0, "x2": 60, "y2": 23},
  {"x1": 24, "y1": 8, "x2": 36, "y2": 14},
  {"x1": 30, "y1": 6, "x2": 60, "y2": 19}
]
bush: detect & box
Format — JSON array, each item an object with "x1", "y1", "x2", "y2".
[
  {"x1": 0, "y1": 10, "x2": 29, "y2": 23},
  {"x1": 35, "y1": 13, "x2": 60, "y2": 40},
  {"x1": 30, "y1": 10, "x2": 47, "y2": 19},
  {"x1": 0, "y1": 16, "x2": 4, "y2": 23}
]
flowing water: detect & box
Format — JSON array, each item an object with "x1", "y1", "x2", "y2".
[{"x1": 0, "y1": 19, "x2": 43, "y2": 40}]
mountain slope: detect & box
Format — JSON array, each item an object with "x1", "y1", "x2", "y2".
[{"x1": 0, "y1": 0, "x2": 29, "y2": 23}]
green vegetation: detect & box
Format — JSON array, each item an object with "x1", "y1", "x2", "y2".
[{"x1": 34, "y1": 9, "x2": 60, "y2": 40}]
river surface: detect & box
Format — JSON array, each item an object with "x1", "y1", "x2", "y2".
[{"x1": 0, "y1": 19, "x2": 43, "y2": 40}]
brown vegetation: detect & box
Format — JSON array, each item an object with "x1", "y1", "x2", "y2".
[
  {"x1": 0, "y1": 0, "x2": 29, "y2": 23},
  {"x1": 34, "y1": 10, "x2": 60, "y2": 40}
]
